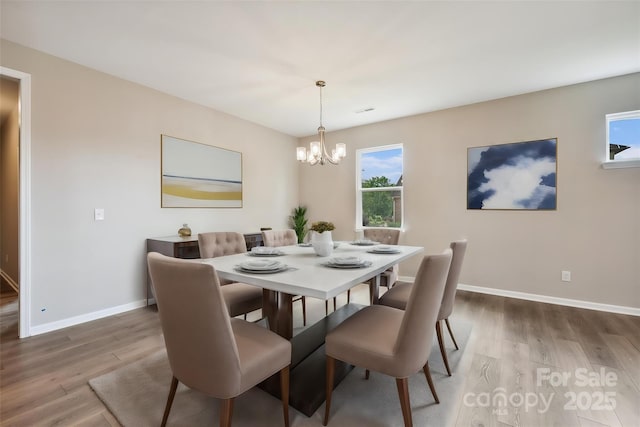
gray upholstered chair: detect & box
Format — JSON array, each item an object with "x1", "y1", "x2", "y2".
[
  {"x1": 147, "y1": 252, "x2": 291, "y2": 427},
  {"x1": 379, "y1": 240, "x2": 467, "y2": 376},
  {"x1": 323, "y1": 249, "x2": 453, "y2": 427},
  {"x1": 261, "y1": 229, "x2": 307, "y2": 326},
  {"x1": 262, "y1": 229, "x2": 297, "y2": 248},
  {"x1": 198, "y1": 232, "x2": 263, "y2": 318}
]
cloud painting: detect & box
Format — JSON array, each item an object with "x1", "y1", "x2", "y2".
[{"x1": 467, "y1": 139, "x2": 557, "y2": 210}]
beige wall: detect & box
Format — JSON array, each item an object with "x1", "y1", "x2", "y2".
[
  {"x1": 0, "y1": 76, "x2": 20, "y2": 291},
  {"x1": 1, "y1": 36, "x2": 637, "y2": 331},
  {"x1": 0, "y1": 39, "x2": 299, "y2": 327},
  {"x1": 299, "y1": 73, "x2": 640, "y2": 309}
]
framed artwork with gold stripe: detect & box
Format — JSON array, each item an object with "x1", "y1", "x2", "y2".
[{"x1": 161, "y1": 134, "x2": 242, "y2": 208}]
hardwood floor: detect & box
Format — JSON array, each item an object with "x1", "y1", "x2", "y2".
[{"x1": 1, "y1": 287, "x2": 638, "y2": 426}]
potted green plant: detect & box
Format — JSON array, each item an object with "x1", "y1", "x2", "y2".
[
  {"x1": 289, "y1": 206, "x2": 308, "y2": 244},
  {"x1": 309, "y1": 221, "x2": 335, "y2": 256}
]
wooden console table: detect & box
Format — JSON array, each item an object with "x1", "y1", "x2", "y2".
[{"x1": 145, "y1": 232, "x2": 264, "y2": 303}]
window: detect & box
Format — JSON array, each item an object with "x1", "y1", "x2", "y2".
[
  {"x1": 356, "y1": 144, "x2": 403, "y2": 229},
  {"x1": 603, "y1": 110, "x2": 640, "y2": 169}
]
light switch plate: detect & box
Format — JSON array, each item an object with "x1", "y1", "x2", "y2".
[{"x1": 94, "y1": 208, "x2": 105, "y2": 221}]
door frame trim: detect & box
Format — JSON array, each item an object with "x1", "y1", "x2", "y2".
[{"x1": 1, "y1": 66, "x2": 32, "y2": 338}]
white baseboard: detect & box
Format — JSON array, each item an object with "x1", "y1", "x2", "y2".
[
  {"x1": 397, "y1": 276, "x2": 640, "y2": 317},
  {"x1": 29, "y1": 299, "x2": 150, "y2": 336},
  {"x1": 457, "y1": 283, "x2": 640, "y2": 316}
]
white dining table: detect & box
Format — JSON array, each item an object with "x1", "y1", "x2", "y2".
[
  {"x1": 201, "y1": 242, "x2": 424, "y2": 416},
  {"x1": 201, "y1": 242, "x2": 423, "y2": 339}
]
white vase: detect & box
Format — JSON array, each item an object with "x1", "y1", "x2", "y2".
[{"x1": 311, "y1": 231, "x2": 333, "y2": 257}]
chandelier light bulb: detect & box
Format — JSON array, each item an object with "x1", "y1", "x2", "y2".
[{"x1": 296, "y1": 146, "x2": 307, "y2": 161}]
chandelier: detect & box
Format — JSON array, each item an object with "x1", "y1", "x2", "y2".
[{"x1": 296, "y1": 81, "x2": 346, "y2": 165}]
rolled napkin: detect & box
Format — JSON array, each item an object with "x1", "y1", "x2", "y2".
[
  {"x1": 240, "y1": 259, "x2": 282, "y2": 270},
  {"x1": 329, "y1": 256, "x2": 363, "y2": 265}
]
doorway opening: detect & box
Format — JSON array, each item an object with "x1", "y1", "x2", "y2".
[{"x1": 0, "y1": 66, "x2": 32, "y2": 338}]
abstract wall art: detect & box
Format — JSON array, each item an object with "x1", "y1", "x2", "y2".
[
  {"x1": 161, "y1": 135, "x2": 243, "y2": 208},
  {"x1": 467, "y1": 138, "x2": 557, "y2": 210}
]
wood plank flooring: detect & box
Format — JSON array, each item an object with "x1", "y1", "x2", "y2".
[{"x1": 1, "y1": 286, "x2": 639, "y2": 426}]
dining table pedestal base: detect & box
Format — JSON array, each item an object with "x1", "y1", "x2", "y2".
[{"x1": 259, "y1": 303, "x2": 365, "y2": 417}]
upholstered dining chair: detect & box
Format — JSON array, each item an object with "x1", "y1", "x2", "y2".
[
  {"x1": 198, "y1": 232, "x2": 263, "y2": 319},
  {"x1": 323, "y1": 249, "x2": 453, "y2": 427},
  {"x1": 379, "y1": 240, "x2": 468, "y2": 376},
  {"x1": 261, "y1": 229, "x2": 307, "y2": 326},
  {"x1": 147, "y1": 252, "x2": 291, "y2": 427}
]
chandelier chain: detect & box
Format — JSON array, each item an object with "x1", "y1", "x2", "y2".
[{"x1": 319, "y1": 84, "x2": 323, "y2": 128}]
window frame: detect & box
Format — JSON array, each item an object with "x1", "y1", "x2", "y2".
[
  {"x1": 355, "y1": 144, "x2": 404, "y2": 231},
  {"x1": 603, "y1": 110, "x2": 640, "y2": 169}
]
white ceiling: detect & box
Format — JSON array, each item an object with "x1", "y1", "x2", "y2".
[{"x1": 1, "y1": 1, "x2": 639, "y2": 137}]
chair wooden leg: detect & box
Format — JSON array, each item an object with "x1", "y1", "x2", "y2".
[
  {"x1": 280, "y1": 366, "x2": 290, "y2": 427},
  {"x1": 395, "y1": 377, "x2": 413, "y2": 427},
  {"x1": 219, "y1": 398, "x2": 234, "y2": 427},
  {"x1": 323, "y1": 356, "x2": 336, "y2": 426},
  {"x1": 423, "y1": 362, "x2": 439, "y2": 404},
  {"x1": 161, "y1": 376, "x2": 179, "y2": 427},
  {"x1": 445, "y1": 318, "x2": 459, "y2": 350},
  {"x1": 436, "y1": 320, "x2": 452, "y2": 376},
  {"x1": 301, "y1": 296, "x2": 307, "y2": 326}
]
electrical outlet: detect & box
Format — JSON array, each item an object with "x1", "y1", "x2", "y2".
[{"x1": 561, "y1": 270, "x2": 571, "y2": 282}]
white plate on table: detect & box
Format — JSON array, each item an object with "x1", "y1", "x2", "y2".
[
  {"x1": 238, "y1": 260, "x2": 283, "y2": 271},
  {"x1": 367, "y1": 246, "x2": 401, "y2": 254},
  {"x1": 249, "y1": 247, "x2": 284, "y2": 257},
  {"x1": 324, "y1": 256, "x2": 372, "y2": 269},
  {"x1": 350, "y1": 240, "x2": 378, "y2": 246},
  {"x1": 237, "y1": 264, "x2": 289, "y2": 274},
  {"x1": 324, "y1": 260, "x2": 372, "y2": 269}
]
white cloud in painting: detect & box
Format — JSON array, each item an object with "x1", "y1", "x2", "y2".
[{"x1": 479, "y1": 156, "x2": 556, "y2": 209}]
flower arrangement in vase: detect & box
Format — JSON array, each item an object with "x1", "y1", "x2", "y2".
[{"x1": 310, "y1": 221, "x2": 335, "y2": 256}]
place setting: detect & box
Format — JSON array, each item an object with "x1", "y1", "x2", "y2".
[
  {"x1": 247, "y1": 246, "x2": 285, "y2": 257},
  {"x1": 323, "y1": 256, "x2": 372, "y2": 269},
  {"x1": 350, "y1": 239, "x2": 379, "y2": 246},
  {"x1": 235, "y1": 259, "x2": 290, "y2": 274},
  {"x1": 367, "y1": 245, "x2": 402, "y2": 254}
]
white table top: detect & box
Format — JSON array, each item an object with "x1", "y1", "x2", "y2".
[{"x1": 200, "y1": 243, "x2": 423, "y2": 300}]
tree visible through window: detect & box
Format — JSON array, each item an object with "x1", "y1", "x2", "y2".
[{"x1": 356, "y1": 145, "x2": 403, "y2": 229}]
